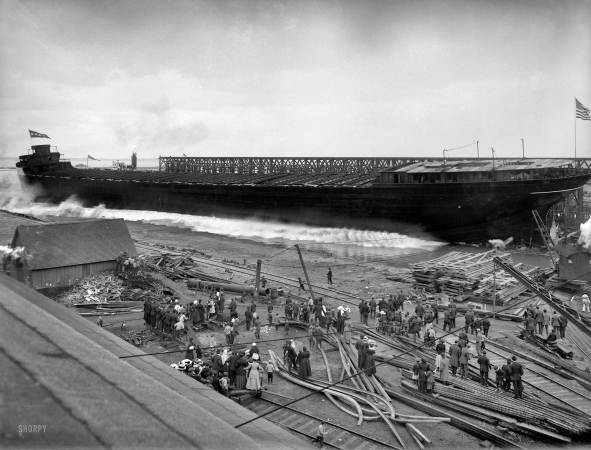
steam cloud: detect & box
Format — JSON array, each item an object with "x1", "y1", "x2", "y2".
[{"x1": 578, "y1": 218, "x2": 591, "y2": 250}]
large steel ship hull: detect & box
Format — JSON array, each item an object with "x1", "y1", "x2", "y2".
[{"x1": 17, "y1": 170, "x2": 590, "y2": 243}]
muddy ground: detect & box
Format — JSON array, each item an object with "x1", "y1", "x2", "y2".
[{"x1": 80, "y1": 220, "x2": 584, "y2": 449}]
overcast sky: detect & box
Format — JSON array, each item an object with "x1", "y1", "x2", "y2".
[{"x1": 1, "y1": 0, "x2": 589, "y2": 160}]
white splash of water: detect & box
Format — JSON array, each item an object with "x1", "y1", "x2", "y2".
[{"x1": 0, "y1": 171, "x2": 442, "y2": 250}]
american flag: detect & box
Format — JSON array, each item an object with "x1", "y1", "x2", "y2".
[{"x1": 576, "y1": 98, "x2": 591, "y2": 121}]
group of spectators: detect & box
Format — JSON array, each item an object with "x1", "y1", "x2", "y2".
[{"x1": 173, "y1": 340, "x2": 278, "y2": 395}]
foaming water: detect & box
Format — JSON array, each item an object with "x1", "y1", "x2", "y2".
[{"x1": 0, "y1": 171, "x2": 445, "y2": 259}]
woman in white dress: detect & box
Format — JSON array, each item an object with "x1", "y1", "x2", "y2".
[{"x1": 245, "y1": 354, "x2": 263, "y2": 390}]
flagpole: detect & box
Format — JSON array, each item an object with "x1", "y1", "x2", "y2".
[{"x1": 575, "y1": 96, "x2": 577, "y2": 159}]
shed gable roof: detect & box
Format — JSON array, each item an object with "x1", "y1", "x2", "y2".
[{"x1": 12, "y1": 219, "x2": 138, "y2": 270}]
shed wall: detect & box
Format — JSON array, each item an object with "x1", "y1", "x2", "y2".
[
  {"x1": 558, "y1": 252, "x2": 591, "y2": 281},
  {"x1": 30, "y1": 261, "x2": 117, "y2": 290}
]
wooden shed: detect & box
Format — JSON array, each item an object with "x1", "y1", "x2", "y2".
[
  {"x1": 9, "y1": 219, "x2": 137, "y2": 292},
  {"x1": 555, "y1": 243, "x2": 591, "y2": 282}
]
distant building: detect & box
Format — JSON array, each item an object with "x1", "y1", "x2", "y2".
[{"x1": 8, "y1": 219, "x2": 137, "y2": 293}]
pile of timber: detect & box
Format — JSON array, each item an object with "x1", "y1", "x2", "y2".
[
  {"x1": 54, "y1": 271, "x2": 163, "y2": 306},
  {"x1": 357, "y1": 325, "x2": 591, "y2": 443},
  {"x1": 135, "y1": 243, "x2": 234, "y2": 285},
  {"x1": 401, "y1": 376, "x2": 590, "y2": 438},
  {"x1": 411, "y1": 251, "x2": 513, "y2": 296}
]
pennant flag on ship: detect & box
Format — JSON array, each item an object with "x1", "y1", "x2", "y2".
[
  {"x1": 29, "y1": 129, "x2": 50, "y2": 139},
  {"x1": 88, "y1": 155, "x2": 100, "y2": 161},
  {"x1": 576, "y1": 98, "x2": 591, "y2": 121}
]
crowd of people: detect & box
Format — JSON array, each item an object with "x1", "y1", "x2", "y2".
[
  {"x1": 169, "y1": 340, "x2": 279, "y2": 396},
  {"x1": 141, "y1": 272, "x2": 577, "y2": 410}
]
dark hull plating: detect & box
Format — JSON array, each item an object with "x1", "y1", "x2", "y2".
[{"x1": 18, "y1": 171, "x2": 591, "y2": 243}]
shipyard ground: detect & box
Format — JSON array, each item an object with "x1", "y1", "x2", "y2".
[
  {"x1": 86, "y1": 220, "x2": 590, "y2": 448},
  {"x1": 2, "y1": 212, "x2": 591, "y2": 449}
]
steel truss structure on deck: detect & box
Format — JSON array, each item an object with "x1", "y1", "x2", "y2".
[{"x1": 159, "y1": 156, "x2": 591, "y2": 175}]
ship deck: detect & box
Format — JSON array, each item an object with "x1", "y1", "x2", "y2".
[{"x1": 36, "y1": 167, "x2": 379, "y2": 188}]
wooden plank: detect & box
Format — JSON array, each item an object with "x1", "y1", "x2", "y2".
[{"x1": 294, "y1": 418, "x2": 317, "y2": 433}]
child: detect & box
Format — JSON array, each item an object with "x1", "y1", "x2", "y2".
[
  {"x1": 266, "y1": 360, "x2": 276, "y2": 384},
  {"x1": 426, "y1": 368, "x2": 435, "y2": 394},
  {"x1": 219, "y1": 372, "x2": 229, "y2": 396},
  {"x1": 494, "y1": 365, "x2": 504, "y2": 392}
]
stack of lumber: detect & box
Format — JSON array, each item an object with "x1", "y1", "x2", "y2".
[
  {"x1": 411, "y1": 251, "x2": 513, "y2": 295},
  {"x1": 356, "y1": 324, "x2": 591, "y2": 444},
  {"x1": 141, "y1": 248, "x2": 233, "y2": 284}
]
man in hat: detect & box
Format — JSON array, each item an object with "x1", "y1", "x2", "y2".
[
  {"x1": 464, "y1": 307, "x2": 474, "y2": 334},
  {"x1": 558, "y1": 314, "x2": 568, "y2": 338},
  {"x1": 477, "y1": 351, "x2": 492, "y2": 386},
  {"x1": 543, "y1": 308, "x2": 551, "y2": 335},
  {"x1": 369, "y1": 297, "x2": 376, "y2": 319},
  {"x1": 509, "y1": 356, "x2": 524, "y2": 399},
  {"x1": 226, "y1": 350, "x2": 238, "y2": 386},
  {"x1": 245, "y1": 307, "x2": 252, "y2": 331},
  {"x1": 356, "y1": 336, "x2": 368, "y2": 369},
  {"x1": 501, "y1": 359, "x2": 512, "y2": 392},
  {"x1": 535, "y1": 306, "x2": 545, "y2": 335},
  {"x1": 551, "y1": 310, "x2": 561, "y2": 335},
  {"x1": 459, "y1": 344, "x2": 471, "y2": 379}
]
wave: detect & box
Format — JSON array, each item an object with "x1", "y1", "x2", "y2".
[{"x1": 0, "y1": 171, "x2": 443, "y2": 250}]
